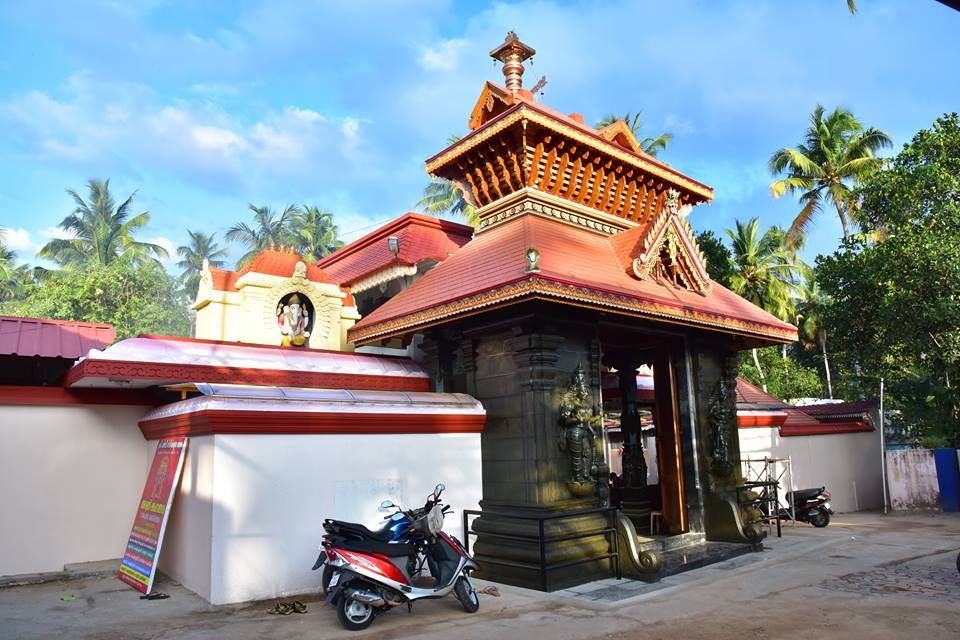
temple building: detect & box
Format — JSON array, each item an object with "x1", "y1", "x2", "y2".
[
  {"x1": 346, "y1": 31, "x2": 797, "y2": 588},
  {"x1": 0, "y1": 32, "x2": 830, "y2": 601}
]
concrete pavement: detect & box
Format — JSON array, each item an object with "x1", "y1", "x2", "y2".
[{"x1": 1, "y1": 511, "x2": 958, "y2": 640}]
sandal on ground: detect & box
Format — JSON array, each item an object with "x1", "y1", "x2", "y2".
[
  {"x1": 268, "y1": 602, "x2": 294, "y2": 615},
  {"x1": 292, "y1": 601, "x2": 307, "y2": 614}
]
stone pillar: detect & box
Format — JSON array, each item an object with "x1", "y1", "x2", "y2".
[
  {"x1": 467, "y1": 320, "x2": 615, "y2": 590},
  {"x1": 691, "y1": 342, "x2": 760, "y2": 544}
]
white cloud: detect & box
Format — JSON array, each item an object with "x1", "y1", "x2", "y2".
[
  {"x1": 190, "y1": 125, "x2": 249, "y2": 154},
  {"x1": 41, "y1": 226, "x2": 76, "y2": 241},
  {"x1": 0, "y1": 227, "x2": 39, "y2": 253},
  {"x1": 145, "y1": 236, "x2": 177, "y2": 264},
  {"x1": 0, "y1": 73, "x2": 371, "y2": 195},
  {"x1": 419, "y1": 38, "x2": 468, "y2": 72}
]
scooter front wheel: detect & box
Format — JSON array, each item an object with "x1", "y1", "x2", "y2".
[
  {"x1": 454, "y1": 575, "x2": 479, "y2": 613},
  {"x1": 337, "y1": 595, "x2": 375, "y2": 631}
]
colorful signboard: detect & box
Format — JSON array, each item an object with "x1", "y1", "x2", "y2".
[{"x1": 118, "y1": 437, "x2": 188, "y2": 594}]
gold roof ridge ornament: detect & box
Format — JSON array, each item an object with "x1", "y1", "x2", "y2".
[
  {"x1": 632, "y1": 189, "x2": 712, "y2": 295},
  {"x1": 490, "y1": 30, "x2": 536, "y2": 94}
]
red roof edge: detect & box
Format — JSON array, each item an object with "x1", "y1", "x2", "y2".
[
  {"x1": 318, "y1": 212, "x2": 473, "y2": 269},
  {"x1": 780, "y1": 421, "x2": 874, "y2": 437}
]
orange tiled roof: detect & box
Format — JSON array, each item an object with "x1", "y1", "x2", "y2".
[
  {"x1": 348, "y1": 214, "x2": 798, "y2": 344},
  {"x1": 208, "y1": 266, "x2": 241, "y2": 291},
  {"x1": 318, "y1": 213, "x2": 473, "y2": 287},
  {"x1": 238, "y1": 248, "x2": 336, "y2": 283},
  {"x1": 207, "y1": 248, "x2": 336, "y2": 292}
]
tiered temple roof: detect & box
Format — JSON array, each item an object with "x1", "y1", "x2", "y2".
[{"x1": 349, "y1": 32, "x2": 797, "y2": 347}]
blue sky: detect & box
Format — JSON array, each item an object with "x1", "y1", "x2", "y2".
[{"x1": 1, "y1": 0, "x2": 958, "y2": 270}]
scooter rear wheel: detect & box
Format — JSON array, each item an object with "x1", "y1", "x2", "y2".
[
  {"x1": 809, "y1": 507, "x2": 831, "y2": 528},
  {"x1": 337, "y1": 595, "x2": 375, "y2": 631},
  {"x1": 454, "y1": 575, "x2": 479, "y2": 613}
]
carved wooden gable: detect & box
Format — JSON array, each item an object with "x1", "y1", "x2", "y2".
[{"x1": 631, "y1": 190, "x2": 712, "y2": 295}]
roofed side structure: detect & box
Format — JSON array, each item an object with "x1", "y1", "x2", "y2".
[
  {"x1": 318, "y1": 212, "x2": 473, "y2": 293},
  {"x1": 735, "y1": 377, "x2": 875, "y2": 437}
]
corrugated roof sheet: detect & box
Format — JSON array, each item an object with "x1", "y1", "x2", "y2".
[{"x1": 0, "y1": 316, "x2": 116, "y2": 359}]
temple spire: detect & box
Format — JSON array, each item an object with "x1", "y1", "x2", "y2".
[{"x1": 490, "y1": 30, "x2": 536, "y2": 94}]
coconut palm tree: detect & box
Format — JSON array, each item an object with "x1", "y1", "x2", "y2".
[
  {"x1": 417, "y1": 135, "x2": 478, "y2": 227},
  {"x1": 797, "y1": 279, "x2": 834, "y2": 399},
  {"x1": 0, "y1": 230, "x2": 39, "y2": 304},
  {"x1": 226, "y1": 203, "x2": 300, "y2": 268},
  {"x1": 727, "y1": 218, "x2": 804, "y2": 390},
  {"x1": 38, "y1": 179, "x2": 168, "y2": 268},
  {"x1": 176, "y1": 231, "x2": 229, "y2": 298},
  {"x1": 595, "y1": 112, "x2": 673, "y2": 157},
  {"x1": 769, "y1": 105, "x2": 892, "y2": 246},
  {"x1": 293, "y1": 205, "x2": 343, "y2": 262}
]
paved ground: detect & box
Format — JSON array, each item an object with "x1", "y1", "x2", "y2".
[{"x1": 1, "y1": 511, "x2": 958, "y2": 640}]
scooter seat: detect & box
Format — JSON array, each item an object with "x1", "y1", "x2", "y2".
[
  {"x1": 786, "y1": 487, "x2": 824, "y2": 502},
  {"x1": 335, "y1": 538, "x2": 416, "y2": 558},
  {"x1": 325, "y1": 519, "x2": 395, "y2": 543}
]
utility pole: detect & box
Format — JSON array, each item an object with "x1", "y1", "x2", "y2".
[{"x1": 879, "y1": 377, "x2": 889, "y2": 514}]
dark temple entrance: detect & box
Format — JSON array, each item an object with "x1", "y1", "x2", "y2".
[{"x1": 603, "y1": 335, "x2": 688, "y2": 538}]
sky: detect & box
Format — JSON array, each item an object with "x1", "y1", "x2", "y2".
[{"x1": 0, "y1": 0, "x2": 958, "y2": 271}]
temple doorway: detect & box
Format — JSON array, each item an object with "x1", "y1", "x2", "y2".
[{"x1": 602, "y1": 333, "x2": 688, "y2": 537}]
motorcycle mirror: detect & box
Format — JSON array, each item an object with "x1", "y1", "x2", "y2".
[
  {"x1": 434, "y1": 483, "x2": 445, "y2": 498},
  {"x1": 377, "y1": 500, "x2": 397, "y2": 513}
]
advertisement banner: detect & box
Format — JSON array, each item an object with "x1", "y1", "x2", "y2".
[{"x1": 117, "y1": 437, "x2": 188, "y2": 594}]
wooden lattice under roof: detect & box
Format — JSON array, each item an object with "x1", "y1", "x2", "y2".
[{"x1": 426, "y1": 84, "x2": 713, "y2": 227}]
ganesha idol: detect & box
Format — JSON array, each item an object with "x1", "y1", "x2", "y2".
[{"x1": 277, "y1": 293, "x2": 311, "y2": 347}]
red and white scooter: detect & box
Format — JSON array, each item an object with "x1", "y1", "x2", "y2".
[{"x1": 315, "y1": 483, "x2": 480, "y2": 631}]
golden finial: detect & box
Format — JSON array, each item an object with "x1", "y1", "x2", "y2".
[{"x1": 490, "y1": 31, "x2": 536, "y2": 94}]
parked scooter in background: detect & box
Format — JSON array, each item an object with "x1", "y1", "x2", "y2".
[
  {"x1": 779, "y1": 486, "x2": 834, "y2": 528},
  {"x1": 311, "y1": 483, "x2": 480, "y2": 631}
]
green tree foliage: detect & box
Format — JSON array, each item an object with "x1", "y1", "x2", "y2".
[
  {"x1": 0, "y1": 229, "x2": 36, "y2": 303},
  {"x1": 817, "y1": 113, "x2": 960, "y2": 446},
  {"x1": 417, "y1": 135, "x2": 478, "y2": 227},
  {"x1": 293, "y1": 205, "x2": 343, "y2": 262},
  {"x1": 739, "y1": 347, "x2": 823, "y2": 401},
  {"x1": 595, "y1": 112, "x2": 672, "y2": 157},
  {"x1": 694, "y1": 230, "x2": 734, "y2": 288},
  {"x1": 727, "y1": 218, "x2": 806, "y2": 390},
  {"x1": 38, "y1": 179, "x2": 168, "y2": 268},
  {"x1": 4, "y1": 261, "x2": 189, "y2": 339},
  {"x1": 176, "y1": 231, "x2": 228, "y2": 300},
  {"x1": 226, "y1": 203, "x2": 301, "y2": 267},
  {"x1": 796, "y1": 279, "x2": 834, "y2": 398},
  {"x1": 769, "y1": 105, "x2": 892, "y2": 245}
]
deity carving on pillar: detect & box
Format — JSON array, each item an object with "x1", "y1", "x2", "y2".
[
  {"x1": 707, "y1": 355, "x2": 738, "y2": 480},
  {"x1": 558, "y1": 363, "x2": 602, "y2": 498},
  {"x1": 277, "y1": 292, "x2": 311, "y2": 347}
]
